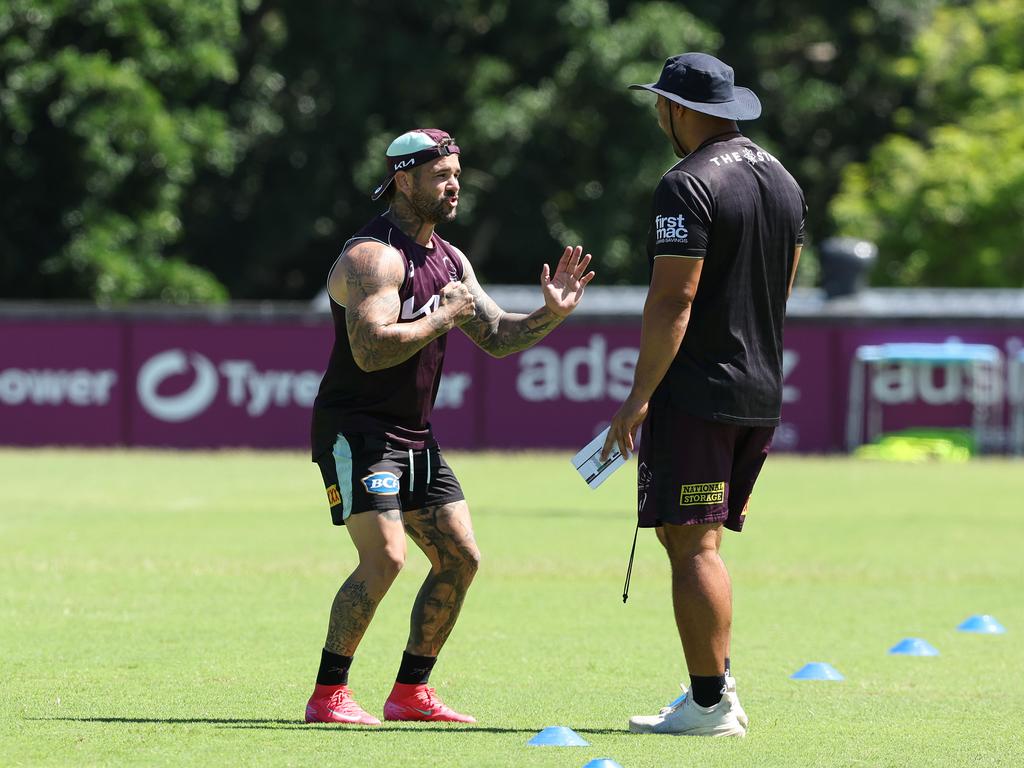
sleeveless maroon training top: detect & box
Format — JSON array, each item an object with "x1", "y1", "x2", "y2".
[{"x1": 310, "y1": 214, "x2": 466, "y2": 458}]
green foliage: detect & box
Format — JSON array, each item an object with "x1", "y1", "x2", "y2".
[
  {"x1": 0, "y1": 0, "x2": 236, "y2": 302},
  {"x1": 176, "y1": 0, "x2": 720, "y2": 293},
  {"x1": 459, "y1": 1, "x2": 721, "y2": 283},
  {"x1": 661, "y1": 0, "x2": 941, "y2": 286},
  {"x1": 179, "y1": 0, "x2": 938, "y2": 294},
  {"x1": 831, "y1": 0, "x2": 1024, "y2": 287},
  {"x1": 4, "y1": 0, "x2": 1018, "y2": 297}
]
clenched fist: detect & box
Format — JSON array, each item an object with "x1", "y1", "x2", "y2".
[{"x1": 439, "y1": 281, "x2": 476, "y2": 326}]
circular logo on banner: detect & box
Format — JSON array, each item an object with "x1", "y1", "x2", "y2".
[{"x1": 137, "y1": 349, "x2": 219, "y2": 422}]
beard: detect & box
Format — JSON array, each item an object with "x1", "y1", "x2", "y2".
[{"x1": 408, "y1": 187, "x2": 457, "y2": 224}]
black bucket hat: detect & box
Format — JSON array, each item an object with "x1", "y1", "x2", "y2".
[{"x1": 629, "y1": 52, "x2": 761, "y2": 121}]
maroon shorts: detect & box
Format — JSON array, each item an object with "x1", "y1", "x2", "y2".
[{"x1": 637, "y1": 400, "x2": 775, "y2": 532}]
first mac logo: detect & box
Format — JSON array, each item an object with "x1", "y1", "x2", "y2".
[
  {"x1": 362, "y1": 472, "x2": 400, "y2": 495},
  {"x1": 654, "y1": 214, "x2": 688, "y2": 243}
]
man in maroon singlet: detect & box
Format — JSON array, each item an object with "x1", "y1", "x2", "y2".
[{"x1": 304, "y1": 128, "x2": 595, "y2": 725}]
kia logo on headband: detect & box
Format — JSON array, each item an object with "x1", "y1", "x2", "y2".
[{"x1": 394, "y1": 158, "x2": 416, "y2": 170}]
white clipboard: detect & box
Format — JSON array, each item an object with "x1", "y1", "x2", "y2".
[{"x1": 571, "y1": 427, "x2": 628, "y2": 489}]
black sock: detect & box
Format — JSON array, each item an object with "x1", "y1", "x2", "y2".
[
  {"x1": 316, "y1": 648, "x2": 353, "y2": 686},
  {"x1": 396, "y1": 652, "x2": 437, "y2": 685},
  {"x1": 689, "y1": 674, "x2": 726, "y2": 707},
  {"x1": 725, "y1": 656, "x2": 732, "y2": 677}
]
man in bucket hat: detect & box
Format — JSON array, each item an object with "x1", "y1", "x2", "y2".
[
  {"x1": 305, "y1": 128, "x2": 595, "y2": 725},
  {"x1": 602, "y1": 53, "x2": 806, "y2": 736}
]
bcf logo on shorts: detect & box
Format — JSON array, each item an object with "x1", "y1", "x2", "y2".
[{"x1": 362, "y1": 472, "x2": 400, "y2": 495}]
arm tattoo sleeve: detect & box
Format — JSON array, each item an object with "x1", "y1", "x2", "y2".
[
  {"x1": 344, "y1": 251, "x2": 451, "y2": 372},
  {"x1": 460, "y1": 280, "x2": 563, "y2": 358}
]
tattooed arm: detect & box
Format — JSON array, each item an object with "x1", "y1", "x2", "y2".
[
  {"x1": 330, "y1": 240, "x2": 476, "y2": 372},
  {"x1": 456, "y1": 245, "x2": 596, "y2": 358}
]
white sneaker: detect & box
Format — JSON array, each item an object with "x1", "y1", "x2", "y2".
[
  {"x1": 630, "y1": 685, "x2": 746, "y2": 736},
  {"x1": 726, "y1": 675, "x2": 749, "y2": 730},
  {"x1": 660, "y1": 677, "x2": 749, "y2": 730}
]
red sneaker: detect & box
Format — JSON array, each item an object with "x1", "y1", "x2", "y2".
[
  {"x1": 305, "y1": 684, "x2": 381, "y2": 725},
  {"x1": 383, "y1": 682, "x2": 476, "y2": 723}
]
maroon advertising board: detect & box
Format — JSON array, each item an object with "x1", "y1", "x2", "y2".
[
  {"x1": 0, "y1": 322, "x2": 125, "y2": 446},
  {"x1": 774, "y1": 323, "x2": 839, "y2": 452},
  {"x1": 476, "y1": 326, "x2": 641, "y2": 449},
  {"x1": 2, "y1": 316, "x2": 1022, "y2": 453},
  {"x1": 127, "y1": 323, "x2": 330, "y2": 449},
  {"x1": 835, "y1": 326, "x2": 1021, "y2": 451}
]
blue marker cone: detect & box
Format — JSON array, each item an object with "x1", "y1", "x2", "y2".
[
  {"x1": 957, "y1": 615, "x2": 1007, "y2": 634},
  {"x1": 583, "y1": 760, "x2": 625, "y2": 768},
  {"x1": 790, "y1": 662, "x2": 845, "y2": 680},
  {"x1": 527, "y1": 726, "x2": 590, "y2": 747},
  {"x1": 889, "y1": 637, "x2": 940, "y2": 656}
]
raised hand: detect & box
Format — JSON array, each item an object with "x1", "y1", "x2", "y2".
[{"x1": 541, "y1": 245, "x2": 596, "y2": 318}]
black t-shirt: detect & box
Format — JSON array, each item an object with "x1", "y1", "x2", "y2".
[{"x1": 646, "y1": 134, "x2": 806, "y2": 426}]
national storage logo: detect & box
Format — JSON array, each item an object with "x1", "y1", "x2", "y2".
[{"x1": 679, "y1": 482, "x2": 725, "y2": 506}]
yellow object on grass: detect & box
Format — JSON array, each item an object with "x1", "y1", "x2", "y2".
[{"x1": 854, "y1": 428, "x2": 975, "y2": 462}]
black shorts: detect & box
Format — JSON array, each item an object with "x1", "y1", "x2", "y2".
[
  {"x1": 637, "y1": 397, "x2": 775, "y2": 533},
  {"x1": 315, "y1": 432, "x2": 465, "y2": 526}
]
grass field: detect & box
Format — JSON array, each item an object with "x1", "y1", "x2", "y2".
[{"x1": 2, "y1": 449, "x2": 1022, "y2": 767}]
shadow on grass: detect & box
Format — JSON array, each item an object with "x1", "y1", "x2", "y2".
[
  {"x1": 221, "y1": 724, "x2": 626, "y2": 735},
  {"x1": 30, "y1": 717, "x2": 624, "y2": 736},
  {"x1": 29, "y1": 717, "x2": 299, "y2": 726}
]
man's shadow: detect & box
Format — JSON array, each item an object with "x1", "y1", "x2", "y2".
[{"x1": 31, "y1": 717, "x2": 623, "y2": 735}]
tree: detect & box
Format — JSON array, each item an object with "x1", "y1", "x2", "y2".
[
  {"x1": 0, "y1": 0, "x2": 239, "y2": 302},
  {"x1": 2, "y1": 0, "x2": 965, "y2": 300},
  {"x1": 180, "y1": 0, "x2": 938, "y2": 295},
  {"x1": 830, "y1": 0, "x2": 1024, "y2": 287},
  {"x1": 674, "y1": 0, "x2": 943, "y2": 285},
  {"x1": 176, "y1": 0, "x2": 719, "y2": 295}
]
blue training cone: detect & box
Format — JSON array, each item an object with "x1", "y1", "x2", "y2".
[
  {"x1": 527, "y1": 726, "x2": 590, "y2": 747},
  {"x1": 889, "y1": 637, "x2": 940, "y2": 656},
  {"x1": 957, "y1": 615, "x2": 1007, "y2": 634},
  {"x1": 790, "y1": 662, "x2": 845, "y2": 680},
  {"x1": 583, "y1": 760, "x2": 625, "y2": 768}
]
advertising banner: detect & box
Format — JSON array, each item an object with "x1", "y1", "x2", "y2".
[
  {"x1": 2, "y1": 316, "x2": 1022, "y2": 453},
  {"x1": 128, "y1": 323, "x2": 329, "y2": 448},
  {"x1": 0, "y1": 322, "x2": 124, "y2": 446},
  {"x1": 126, "y1": 324, "x2": 479, "y2": 450},
  {"x1": 834, "y1": 326, "x2": 1022, "y2": 452},
  {"x1": 476, "y1": 326, "x2": 641, "y2": 449}
]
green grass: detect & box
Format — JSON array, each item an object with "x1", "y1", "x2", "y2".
[{"x1": 2, "y1": 449, "x2": 1022, "y2": 767}]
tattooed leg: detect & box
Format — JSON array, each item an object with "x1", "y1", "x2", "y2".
[
  {"x1": 403, "y1": 501, "x2": 481, "y2": 657},
  {"x1": 324, "y1": 509, "x2": 406, "y2": 656}
]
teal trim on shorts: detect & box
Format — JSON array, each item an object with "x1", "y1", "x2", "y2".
[{"x1": 332, "y1": 434, "x2": 354, "y2": 521}]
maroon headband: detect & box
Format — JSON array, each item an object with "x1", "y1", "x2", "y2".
[{"x1": 371, "y1": 129, "x2": 461, "y2": 201}]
